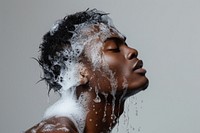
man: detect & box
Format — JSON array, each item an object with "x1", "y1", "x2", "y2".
[{"x1": 25, "y1": 9, "x2": 149, "y2": 133}]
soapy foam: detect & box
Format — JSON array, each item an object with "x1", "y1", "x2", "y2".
[
  {"x1": 56, "y1": 127, "x2": 69, "y2": 132},
  {"x1": 75, "y1": 23, "x2": 124, "y2": 70},
  {"x1": 43, "y1": 9, "x2": 125, "y2": 133},
  {"x1": 41, "y1": 124, "x2": 55, "y2": 132},
  {"x1": 44, "y1": 88, "x2": 86, "y2": 133},
  {"x1": 50, "y1": 19, "x2": 63, "y2": 36}
]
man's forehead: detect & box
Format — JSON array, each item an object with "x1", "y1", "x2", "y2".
[{"x1": 78, "y1": 23, "x2": 125, "y2": 42}]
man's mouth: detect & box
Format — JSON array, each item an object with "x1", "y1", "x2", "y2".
[{"x1": 132, "y1": 60, "x2": 147, "y2": 75}]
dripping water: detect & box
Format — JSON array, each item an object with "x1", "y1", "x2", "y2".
[
  {"x1": 93, "y1": 86, "x2": 101, "y2": 103},
  {"x1": 102, "y1": 92, "x2": 108, "y2": 122}
]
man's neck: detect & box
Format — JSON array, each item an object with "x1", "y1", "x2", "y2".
[{"x1": 79, "y1": 91, "x2": 125, "y2": 133}]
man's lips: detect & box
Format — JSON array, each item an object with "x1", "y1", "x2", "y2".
[{"x1": 132, "y1": 60, "x2": 147, "y2": 75}]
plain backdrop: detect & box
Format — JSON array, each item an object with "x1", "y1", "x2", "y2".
[{"x1": 1, "y1": 0, "x2": 200, "y2": 132}]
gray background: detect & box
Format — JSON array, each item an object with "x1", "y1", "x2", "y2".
[{"x1": 1, "y1": 0, "x2": 200, "y2": 132}]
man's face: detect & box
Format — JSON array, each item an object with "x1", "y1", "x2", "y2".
[
  {"x1": 101, "y1": 37, "x2": 149, "y2": 96},
  {"x1": 81, "y1": 24, "x2": 148, "y2": 97}
]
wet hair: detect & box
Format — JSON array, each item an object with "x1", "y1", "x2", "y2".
[{"x1": 39, "y1": 9, "x2": 111, "y2": 93}]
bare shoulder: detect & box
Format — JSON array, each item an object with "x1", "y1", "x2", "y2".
[{"x1": 25, "y1": 117, "x2": 78, "y2": 133}]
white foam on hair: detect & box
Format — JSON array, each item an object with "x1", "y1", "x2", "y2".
[
  {"x1": 50, "y1": 19, "x2": 63, "y2": 35},
  {"x1": 77, "y1": 23, "x2": 124, "y2": 69},
  {"x1": 56, "y1": 127, "x2": 69, "y2": 132}
]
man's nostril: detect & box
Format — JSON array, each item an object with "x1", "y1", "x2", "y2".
[{"x1": 127, "y1": 49, "x2": 138, "y2": 59}]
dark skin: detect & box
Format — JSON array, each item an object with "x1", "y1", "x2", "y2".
[
  {"x1": 25, "y1": 117, "x2": 78, "y2": 133},
  {"x1": 25, "y1": 27, "x2": 149, "y2": 133}
]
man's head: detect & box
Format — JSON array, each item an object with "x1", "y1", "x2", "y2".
[
  {"x1": 39, "y1": 9, "x2": 148, "y2": 96},
  {"x1": 39, "y1": 9, "x2": 119, "y2": 92}
]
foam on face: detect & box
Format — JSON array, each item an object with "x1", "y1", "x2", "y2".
[
  {"x1": 43, "y1": 11, "x2": 125, "y2": 132},
  {"x1": 81, "y1": 23, "x2": 124, "y2": 69}
]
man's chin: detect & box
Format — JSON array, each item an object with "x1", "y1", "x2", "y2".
[{"x1": 125, "y1": 78, "x2": 149, "y2": 97}]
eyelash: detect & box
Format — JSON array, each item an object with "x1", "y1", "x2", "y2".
[{"x1": 109, "y1": 46, "x2": 120, "y2": 52}]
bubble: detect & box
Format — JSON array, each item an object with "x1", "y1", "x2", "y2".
[{"x1": 93, "y1": 97, "x2": 101, "y2": 103}]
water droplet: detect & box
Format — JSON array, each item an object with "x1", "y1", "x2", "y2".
[
  {"x1": 138, "y1": 127, "x2": 141, "y2": 132},
  {"x1": 89, "y1": 87, "x2": 93, "y2": 91},
  {"x1": 93, "y1": 96, "x2": 101, "y2": 103},
  {"x1": 102, "y1": 118, "x2": 106, "y2": 122},
  {"x1": 93, "y1": 87, "x2": 101, "y2": 103}
]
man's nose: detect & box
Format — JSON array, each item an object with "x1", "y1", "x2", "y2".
[{"x1": 126, "y1": 47, "x2": 138, "y2": 60}]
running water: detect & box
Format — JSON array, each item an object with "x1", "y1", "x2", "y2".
[
  {"x1": 112, "y1": 95, "x2": 144, "y2": 133},
  {"x1": 93, "y1": 87, "x2": 101, "y2": 103},
  {"x1": 102, "y1": 92, "x2": 108, "y2": 122},
  {"x1": 116, "y1": 78, "x2": 128, "y2": 132}
]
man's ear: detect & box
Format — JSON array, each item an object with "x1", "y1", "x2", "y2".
[{"x1": 78, "y1": 67, "x2": 89, "y2": 85}]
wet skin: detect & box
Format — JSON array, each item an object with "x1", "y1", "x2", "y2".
[
  {"x1": 75, "y1": 34, "x2": 149, "y2": 132},
  {"x1": 103, "y1": 37, "x2": 148, "y2": 93},
  {"x1": 85, "y1": 36, "x2": 149, "y2": 98},
  {"x1": 25, "y1": 26, "x2": 149, "y2": 133}
]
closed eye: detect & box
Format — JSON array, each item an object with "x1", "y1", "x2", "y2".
[
  {"x1": 104, "y1": 40, "x2": 120, "y2": 52},
  {"x1": 104, "y1": 37, "x2": 127, "y2": 53},
  {"x1": 109, "y1": 47, "x2": 120, "y2": 52}
]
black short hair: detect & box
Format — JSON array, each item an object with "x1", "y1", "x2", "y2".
[{"x1": 38, "y1": 9, "x2": 111, "y2": 93}]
